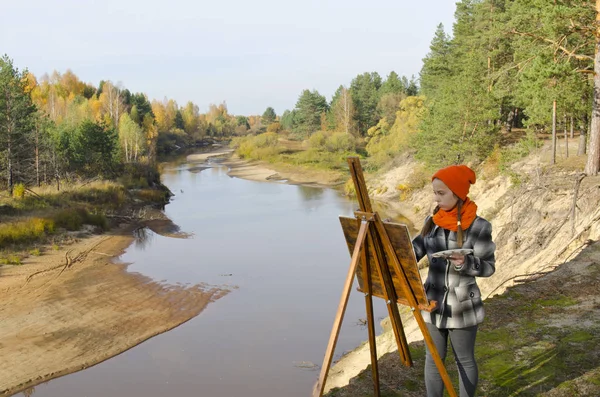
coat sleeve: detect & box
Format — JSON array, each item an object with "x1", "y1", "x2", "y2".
[
  {"x1": 411, "y1": 216, "x2": 429, "y2": 262},
  {"x1": 463, "y1": 218, "x2": 496, "y2": 277}
]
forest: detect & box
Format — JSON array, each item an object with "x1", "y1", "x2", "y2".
[{"x1": 233, "y1": 0, "x2": 600, "y2": 177}]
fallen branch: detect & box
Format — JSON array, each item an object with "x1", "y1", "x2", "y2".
[{"x1": 24, "y1": 188, "x2": 43, "y2": 199}]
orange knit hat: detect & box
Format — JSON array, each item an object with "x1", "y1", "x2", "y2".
[{"x1": 432, "y1": 165, "x2": 476, "y2": 201}]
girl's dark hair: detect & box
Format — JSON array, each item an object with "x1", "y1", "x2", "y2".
[
  {"x1": 456, "y1": 199, "x2": 464, "y2": 248},
  {"x1": 420, "y1": 199, "x2": 464, "y2": 248},
  {"x1": 420, "y1": 205, "x2": 439, "y2": 238}
]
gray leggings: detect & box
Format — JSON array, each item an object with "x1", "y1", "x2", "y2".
[{"x1": 424, "y1": 323, "x2": 479, "y2": 397}]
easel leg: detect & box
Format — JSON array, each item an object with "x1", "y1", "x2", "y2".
[
  {"x1": 367, "y1": 225, "x2": 412, "y2": 367},
  {"x1": 370, "y1": 218, "x2": 458, "y2": 396},
  {"x1": 361, "y1": 235, "x2": 380, "y2": 397},
  {"x1": 313, "y1": 221, "x2": 369, "y2": 397},
  {"x1": 413, "y1": 310, "x2": 458, "y2": 397}
]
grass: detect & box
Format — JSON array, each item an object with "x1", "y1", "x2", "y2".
[
  {"x1": 0, "y1": 175, "x2": 169, "y2": 251},
  {"x1": 0, "y1": 218, "x2": 55, "y2": 247},
  {"x1": 0, "y1": 254, "x2": 23, "y2": 265},
  {"x1": 52, "y1": 208, "x2": 108, "y2": 232},
  {"x1": 231, "y1": 132, "x2": 363, "y2": 173}
]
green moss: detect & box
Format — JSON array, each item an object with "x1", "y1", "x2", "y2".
[
  {"x1": 380, "y1": 391, "x2": 404, "y2": 397},
  {"x1": 401, "y1": 378, "x2": 419, "y2": 391},
  {"x1": 536, "y1": 295, "x2": 578, "y2": 308},
  {"x1": 480, "y1": 352, "x2": 516, "y2": 383},
  {"x1": 561, "y1": 330, "x2": 593, "y2": 343},
  {"x1": 590, "y1": 371, "x2": 600, "y2": 386},
  {"x1": 478, "y1": 328, "x2": 514, "y2": 347}
]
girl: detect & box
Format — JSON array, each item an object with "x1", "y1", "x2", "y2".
[{"x1": 412, "y1": 165, "x2": 496, "y2": 397}]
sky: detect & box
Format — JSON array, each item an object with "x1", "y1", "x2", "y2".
[{"x1": 0, "y1": 0, "x2": 457, "y2": 116}]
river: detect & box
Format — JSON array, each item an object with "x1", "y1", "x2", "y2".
[{"x1": 21, "y1": 154, "x2": 412, "y2": 397}]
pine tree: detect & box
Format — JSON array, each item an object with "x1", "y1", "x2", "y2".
[
  {"x1": 293, "y1": 90, "x2": 328, "y2": 136},
  {"x1": 0, "y1": 55, "x2": 37, "y2": 194},
  {"x1": 350, "y1": 72, "x2": 382, "y2": 135},
  {"x1": 262, "y1": 107, "x2": 277, "y2": 125},
  {"x1": 419, "y1": 23, "x2": 452, "y2": 98}
]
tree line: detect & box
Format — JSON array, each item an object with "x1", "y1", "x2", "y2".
[
  {"x1": 417, "y1": 0, "x2": 599, "y2": 173},
  {"x1": 269, "y1": 0, "x2": 600, "y2": 175},
  {"x1": 0, "y1": 55, "x2": 272, "y2": 195},
  {"x1": 279, "y1": 71, "x2": 418, "y2": 139}
]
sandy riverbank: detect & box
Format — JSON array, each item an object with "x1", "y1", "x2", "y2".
[
  {"x1": 187, "y1": 145, "x2": 347, "y2": 189},
  {"x1": 0, "y1": 221, "x2": 230, "y2": 396}
]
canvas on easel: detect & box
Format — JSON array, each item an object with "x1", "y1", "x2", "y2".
[
  {"x1": 312, "y1": 157, "x2": 457, "y2": 397},
  {"x1": 339, "y1": 217, "x2": 435, "y2": 311}
]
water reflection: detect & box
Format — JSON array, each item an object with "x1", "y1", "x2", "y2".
[
  {"x1": 133, "y1": 226, "x2": 155, "y2": 250},
  {"x1": 296, "y1": 185, "x2": 324, "y2": 202}
]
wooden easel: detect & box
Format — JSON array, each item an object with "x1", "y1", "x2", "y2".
[{"x1": 312, "y1": 157, "x2": 457, "y2": 397}]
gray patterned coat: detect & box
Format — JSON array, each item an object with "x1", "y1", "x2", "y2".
[{"x1": 412, "y1": 216, "x2": 496, "y2": 329}]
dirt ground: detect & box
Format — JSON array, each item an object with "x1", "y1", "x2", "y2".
[{"x1": 0, "y1": 226, "x2": 229, "y2": 396}]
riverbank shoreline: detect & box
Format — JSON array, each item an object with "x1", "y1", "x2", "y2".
[
  {"x1": 0, "y1": 221, "x2": 231, "y2": 396},
  {"x1": 0, "y1": 158, "x2": 235, "y2": 396},
  {"x1": 186, "y1": 145, "x2": 349, "y2": 189}
]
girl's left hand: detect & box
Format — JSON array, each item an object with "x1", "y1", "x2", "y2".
[{"x1": 448, "y1": 254, "x2": 465, "y2": 266}]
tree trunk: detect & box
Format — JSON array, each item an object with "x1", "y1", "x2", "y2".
[
  {"x1": 7, "y1": 145, "x2": 12, "y2": 195},
  {"x1": 564, "y1": 114, "x2": 569, "y2": 158},
  {"x1": 505, "y1": 107, "x2": 514, "y2": 133},
  {"x1": 585, "y1": 0, "x2": 600, "y2": 175},
  {"x1": 579, "y1": 114, "x2": 588, "y2": 156},
  {"x1": 552, "y1": 100, "x2": 557, "y2": 165},
  {"x1": 35, "y1": 124, "x2": 40, "y2": 187},
  {"x1": 6, "y1": 95, "x2": 13, "y2": 195},
  {"x1": 570, "y1": 115, "x2": 574, "y2": 139},
  {"x1": 53, "y1": 152, "x2": 60, "y2": 191}
]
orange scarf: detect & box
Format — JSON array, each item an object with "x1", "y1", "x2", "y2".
[{"x1": 433, "y1": 198, "x2": 478, "y2": 232}]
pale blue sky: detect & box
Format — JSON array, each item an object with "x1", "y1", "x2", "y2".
[{"x1": 1, "y1": 0, "x2": 456, "y2": 116}]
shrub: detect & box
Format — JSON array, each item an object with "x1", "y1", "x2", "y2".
[
  {"x1": 13, "y1": 183, "x2": 26, "y2": 199},
  {"x1": 0, "y1": 254, "x2": 22, "y2": 265},
  {"x1": 326, "y1": 132, "x2": 355, "y2": 153},
  {"x1": 344, "y1": 178, "x2": 356, "y2": 197},
  {"x1": 308, "y1": 131, "x2": 327, "y2": 150},
  {"x1": 231, "y1": 132, "x2": 282, "y2": 161},
  {"x1": 53, "y1": 208, "x2": 108, "y2": 231},
  {"x1": 53, "y1": 208, "x2": 87, "y2": 231},
  {"x1": 0, "y1": 218, "x2": 55, "y2": 248},
  {"x1": 368, "y1": 96, "x2": 425, "y2": 170},
  {"x1": 396, "y1": 166, "x2": 429, "y2": 201},
  {"x1": 266, "y1": 122, "x2": 282, "y2": 133},
  {"x1": 85, "y1": 212, "x2": 109, "y2": 231}
]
